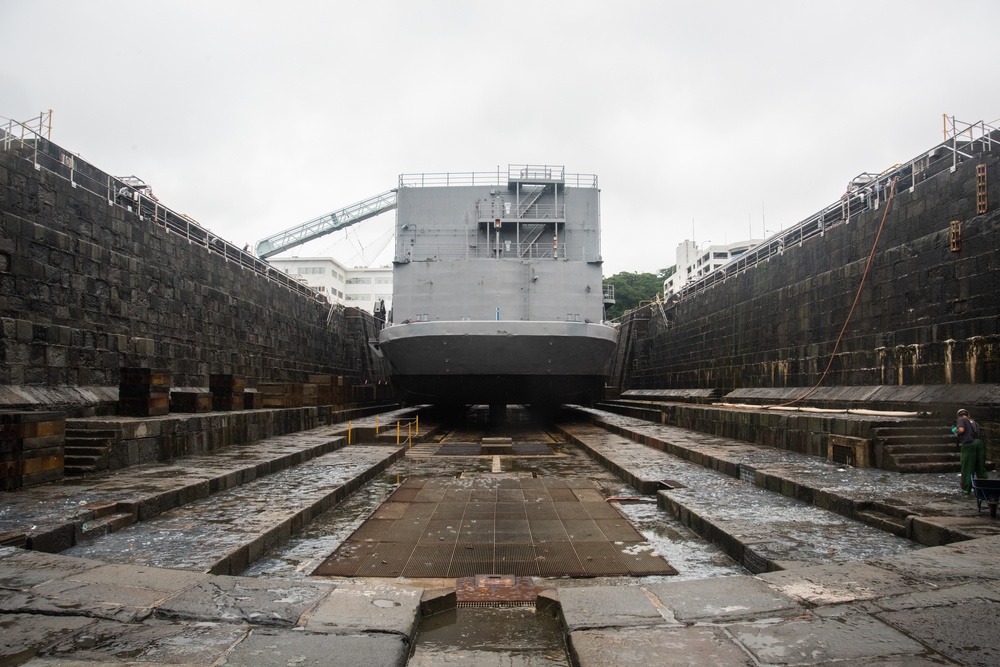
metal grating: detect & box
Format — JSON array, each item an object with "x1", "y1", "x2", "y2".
[{"x1": 313, "y1": 477, "x2": 676, "y2": 578}]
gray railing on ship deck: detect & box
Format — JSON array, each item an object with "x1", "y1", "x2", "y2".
[{"x1": 0, "y1": 114, "x2": 327, "y2": 304}]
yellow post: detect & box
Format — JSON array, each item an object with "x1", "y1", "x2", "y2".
[
  {"x1": 348, "y1": 420, "x2": 352, "y2": 445},
  {"x1": 375, "y1": 415, "x2": 379, "y2": 435},
  {"x1": 396, "y1": 421, "x2": 400, "y2": 445},
  {"x1": 415, "y1": 415, "x2": 419, "y2": 436}
]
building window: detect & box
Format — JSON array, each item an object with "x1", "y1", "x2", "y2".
[{"x1": 346, "y1": 277, "x2": 371, "y2": 285}]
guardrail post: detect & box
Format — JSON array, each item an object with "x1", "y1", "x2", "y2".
[{"x1": 348, "y1": 420, "x2": 352, "y2": 445}]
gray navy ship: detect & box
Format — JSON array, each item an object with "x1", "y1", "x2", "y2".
[{"x1": 377, "y1": 164, "x2": 618, "y2": 410}]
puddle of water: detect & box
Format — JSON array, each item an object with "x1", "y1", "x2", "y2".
[{"x1": 411, "y1": 607, "x2": 568, "y2": 666}]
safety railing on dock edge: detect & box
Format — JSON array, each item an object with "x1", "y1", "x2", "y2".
[
  {"x1": 346, "y1": 416, "x2": 420, "y2": 447},
  {"x1": 674, "y1": 117, "x2": 999, "y2": 302},
  {"x1": 0, "y1": 113, "x2": 327, "y2": 305}
]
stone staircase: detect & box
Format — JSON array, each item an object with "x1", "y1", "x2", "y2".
[
  {"x1": 874, "y1": 423, "x2": 961, "y2": 473},
  {"x1": 63, "y1": 427, "x2": 119, "y2": 476}
]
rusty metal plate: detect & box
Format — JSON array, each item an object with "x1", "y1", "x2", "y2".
[
  {"x1": 524, "y1": 502, "x2": 558, "y2": 519},
  {"x1": 548, "y1": 487, "x2": 577, "y2": 502},
  {"x1": 535, "y1": 542, "x2": 586, "y2": 576},
  {"x1": 412, "y1": 487, "x2": 448, "y2": 503},
  {"x1": 350, "y1": 519, "x2": 396, "y2": 542},
  {"x1": 554, "y1": 502, "x2": 591, "y2": 520},
  {"x1": 527, "y1": 519, "x2": 568, "y2": 542},
  {"x1": 443, "y1": 488, "x2": 473, "y2": 502},
  {"x1": 456, "y1": 575, "x2": 545, "y2": 606},
  {"x1": 431, "y1": 501, "x2": 466, "y2": 520},
  {"x1": 373, "y1": 502, "x2": 408, "y2": 520},
  {"x1": 496, "y1": 489, "x2": 525, "y2": 503},
  {"x1": 313, "y1": 477, "x2": 676, "y2": 579},
  {"x1": 355, "y1": 542, "x2": 415, "y2": 577},
  {"x1": 575, "y1": 542, "x2": 627, "y2": 576},
  {"x1": 418, "y1": 520, "x2": 460, "y2": 544},
  {"x1": 595, "y1": 519, "x2": 646, "y2": 542},
  {"x1": 619, "y1": 544, "x2": 679, "y2": 576},
  {"x1": 583, "y1": 502, "x2": 625, "y2": 519}
]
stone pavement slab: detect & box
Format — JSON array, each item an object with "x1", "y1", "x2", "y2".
[
  {"x1": 569, "y1": 626, "x2": 754, "y2": 666},
  {"x1": 876, "y1": 597, "x2": 1000, "y2": 667},
  {"x1": 22, "y1": 617, "x2": 251, "y2": 665},
  {"x1": 303, "y1": 582, "x2": 422, "y2": 637},
  {"x1": 0, "y1": 549, "x2": 104, "y2": 590},
  {"x1": 154, "y1": 574, "x2": 334, "y2": 626},
  {"x1": 728, "y1": 610, "x2": 931, "y2": 664},
  {"x1": 557, "y1": 585, "x2": 668, "y2": 631},
  {"x1": 758, "y1": 562, "x2": 918, "y2": 605},
  {"x1": 645, "y1": 575, "x2": 803, "y2": 623},
  {"x1": 221, "y1": 627, "x2": 410, "y2": 667},
  {"x1": 0, "y1": 614, "x2": 97, "y2": 667}
]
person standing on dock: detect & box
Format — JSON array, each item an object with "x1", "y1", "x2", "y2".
[{"x1": 954, "y1": 408, "x2": 986, "y2": 496}]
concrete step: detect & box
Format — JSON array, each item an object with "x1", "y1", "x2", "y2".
[
  {"x1": 76, "y1": 512, "x2": 138, "y2": 541},
  {"x1": 873, "y1": 425, "x2": 953, "y2": 437},
  {"x1": 855, "y1": 509, "x2": 908, "y2": 537},
  {"x1": 65, "y1": 445, "x2": 111, "y2": 457},
  {"x1": 65, "y1": 454, "x2": 109, "y2": 466},
  {"x1": 882, "y1": 442, "x2": 956, "y2": 456},
  {"x1": 891, "y1": 452, "x2": 960, "y2": 465},
  {"x1": 894, "y1": 461, "x2": 964, "y2": 474},
  {"x1": 877, "y1": 434, "x2": 955, "y2": 446}
]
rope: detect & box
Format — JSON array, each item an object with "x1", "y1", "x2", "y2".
[{"x1": 770, "y1": 176, "x2": 898, "y2": 409}]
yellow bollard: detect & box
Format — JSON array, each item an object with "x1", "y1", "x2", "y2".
[
  {"x1": 396, "y1": 421, "x2": 401, "y2": 445},
  {"x1": 376, "y1": 415, "x2": 379, "y2": 435},
  {"x1": 348, "y1": 420, "x2": 352, "y2": 445},
  {"x1": 416, "y1": 415, "x2": 419, "y2": 436}
]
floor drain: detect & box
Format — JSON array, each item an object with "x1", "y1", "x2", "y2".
[{"x1": 455, "y1": 574, "x2": 544, "y2": 608}]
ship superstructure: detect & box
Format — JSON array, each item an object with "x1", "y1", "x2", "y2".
[{"x1": 377, "y1": 164, "x2": 617, "y2": 409}]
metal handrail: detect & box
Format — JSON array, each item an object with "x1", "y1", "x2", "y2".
[
  {"x1": 398, "y1": 167, "x2": 598, "y2": 189},
  {"x1": 394, "y1": 240, "x2": 604, "y2": 262},
  {"x1": 674, "y1": 118, "x2": 999, "y2": 302},
  {"x1": 0, "y1": 114, "x2": 327, "y2": 304}
]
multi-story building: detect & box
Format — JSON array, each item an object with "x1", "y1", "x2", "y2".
[
  {"x1": 267, "y1": 256, "x2": 392, "y2": 315},
  {"x1": 663, "y1": 238, "x2": 763, "y2": 296}
]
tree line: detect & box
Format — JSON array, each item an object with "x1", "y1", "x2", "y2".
[{"x1": 602, "y1": 267, "x2": 675, "y2": 322}]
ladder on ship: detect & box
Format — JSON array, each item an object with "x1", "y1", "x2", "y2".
[
  {"x1": 515, "y1": 185, "x2": 546, "y2": 218},
  {"x1": 518, "y1": 224, "x2": 548, "y2": 258}
]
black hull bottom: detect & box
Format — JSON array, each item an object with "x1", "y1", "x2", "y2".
[{"x1": 391, "y1": 373, "x2": 606, "y2": 407}]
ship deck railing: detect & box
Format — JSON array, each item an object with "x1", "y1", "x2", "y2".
[
  {"x1": 0, "y1": 113, "x2": 328, "y2": 305},
  {"x1": 399, "y1": 167, "x2": 598, "y2": 189},
  {"x1": 674, "y1": 117, "x2": 1000, "y2": 302},
  {"x1": 395, "y1": 240, "x2": 605, "y2": 263}
]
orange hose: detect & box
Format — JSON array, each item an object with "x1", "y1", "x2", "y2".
[{"x1": 773, "y1": 177, "x2": 898, "y2": 408}]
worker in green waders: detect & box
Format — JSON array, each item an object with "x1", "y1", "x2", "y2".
[{"x1": 954, "y1": 408, "x2": 986, "y2": 495}]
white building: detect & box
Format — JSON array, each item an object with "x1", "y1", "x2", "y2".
[
  {"x1": 663, "y1": 238, "x2": 763, "y2": 296},
  {"x1": 266, "y1": 256, "x2": 392, "y2": 315}
]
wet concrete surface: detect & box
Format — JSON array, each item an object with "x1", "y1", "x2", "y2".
[
  {"x1": 3, "y1": 405, "x2": 1000, "y2": 665},
  {"x1": 60, "y1": 445, "x2": 402, "y2": 574}
]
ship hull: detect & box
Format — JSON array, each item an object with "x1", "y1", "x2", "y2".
[{"x1": 378, "y1": 320, "x2": 617, "y2": 405}]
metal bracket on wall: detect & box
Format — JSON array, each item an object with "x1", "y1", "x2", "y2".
[
  {"x1": 950, "y1": 220, "x2": 962, "y2": 252},
  {"x1": 977, "y1": 164, "x2": 988, "y2": 214}
]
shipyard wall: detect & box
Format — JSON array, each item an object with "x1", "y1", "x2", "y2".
[
  {"x1": 615, "y1": 152, "x2": 1000, "y2": 397},
  {"x1": 0, "y1": 143, "x2": 386, "y2": 415}
]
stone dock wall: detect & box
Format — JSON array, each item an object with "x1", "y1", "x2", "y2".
[
  {"x1": 0, "y1": 140, "x2": 387, "y2": 416},
  {"x1": 613, "y1": 150, "x2": 1000, "y2": 414}
]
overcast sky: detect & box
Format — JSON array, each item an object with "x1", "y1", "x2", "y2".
[{"x1": 3, "y1": 0, "x2": 998, "y2": 276}]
